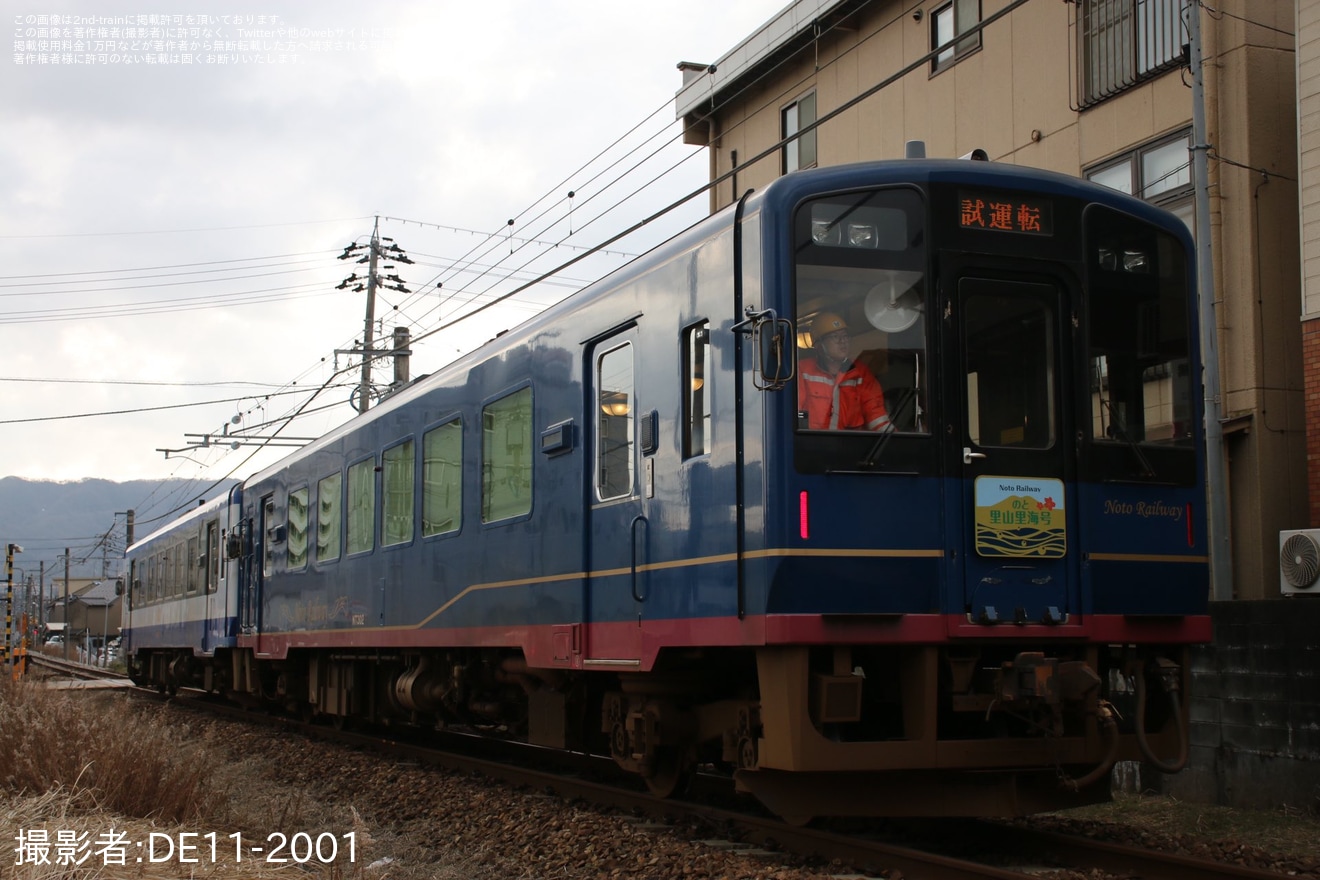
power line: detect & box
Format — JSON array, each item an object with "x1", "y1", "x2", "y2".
[
  {"x1": 0, "y1": 385, "x2": 352, "y2": 425},
  {"x1": 0, "y1": 216, "x2": 372, "y2": 240},
  {"x1": 380, "y1": 216, "x2": 635, "y2": 258},
  {"x1": 0, "y1": 283, "x2": 338, "y2": 325},
  {"x1": 0, "y1": 252, "x2": 334, "y2": 287},
  {"x1": 1196, "y1": 0, "x2": 1293, "y2": 38},
  {"x1": 0, "y1": 376, "x2": 289, "y2": 388}
]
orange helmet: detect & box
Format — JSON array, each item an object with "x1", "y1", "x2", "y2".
[{"x1": 811, "y1": 311, "x2": 848, "y2": 340}]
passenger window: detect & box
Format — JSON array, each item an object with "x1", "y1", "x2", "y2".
[
  {"x1": 261, "y1": 497, "x2": 276, "y2": 578},
  {"x1": 596, "y1": 344, "x2": 634, "y2": 500},
  {"x1": 383, "y1": 440, "x2": 415, "y2": 546},
  {"x1": 346, "y1": 458, "x2": 376, "y2": 554},
  {"x1": 205, "y1": 520, "x2": 220, "y2": 592},
  {"x1": 316, "y1": 472, "x2": 342, "y2": 563},
  {"x1": 186, "y1": 536, "x2": 199, "y2": 594},
  {"x1": 287, "y1": 488, "x2": 309, "y2": 569},
  {"x1": 482, "y1": 387, "x2": 533, "y2": 522},
  {"x1": 424, "y1": 420, "x2": 462, "y2": 536},
  {"x1": 683, "y1": 322, "x2": 711, "y2": 458}
]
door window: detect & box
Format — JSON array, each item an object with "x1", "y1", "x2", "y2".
[
  {"x1": 595, "y1": 343, "x2": 634, "y2": 501},
  {"x1": 963, "y1": 291, "x2": 1056, "y2": 449}
]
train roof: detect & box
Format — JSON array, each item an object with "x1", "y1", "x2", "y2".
[
  {"x1": 754, "y1": 158, "x2": 1194, "y2": 241},
  {"x1": 127, "y1": 488, "x2": 237, "y2": 553}
]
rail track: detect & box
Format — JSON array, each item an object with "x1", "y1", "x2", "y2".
[
  {"x1": 26, "y1": 651, "x2": 130, "y2": 683},
  {"x1": 32, "y1": 673, "x2": 1292, "y2": 880}
]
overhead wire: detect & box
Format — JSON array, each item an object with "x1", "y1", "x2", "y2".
[
  {"x1": 0, "y1": 253, "x2": 335, "y2": 290},
  {"x1": 0, "y1": 215, "x2": 373, "y2": 240},
  {"x1": 0, "y1": 282, "x2": 340, "y2": 324},
  {"x1": 0, "y1": 385, "x2": 353, "y2": 425}
]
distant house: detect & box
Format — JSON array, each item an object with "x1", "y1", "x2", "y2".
[{"x1": 47, "y1": 578, "x2": 121, "y2": 644}]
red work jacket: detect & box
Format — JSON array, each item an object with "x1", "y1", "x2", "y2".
[{"x1": 797, "y1": 358, "x2": 891, "y2": 431}]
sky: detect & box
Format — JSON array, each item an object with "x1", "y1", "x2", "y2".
[{"x1": 2, "y1": 0, "x2": 779, "y2": 515}]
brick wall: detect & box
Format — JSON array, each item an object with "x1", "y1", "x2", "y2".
[{"x1": 1305, "y1": 319, "x2": 1320, "y2": 527}]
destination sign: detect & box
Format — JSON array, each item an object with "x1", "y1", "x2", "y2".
[{"x1": 958, "y1": 191, "x2": 1053, "y2": 235}]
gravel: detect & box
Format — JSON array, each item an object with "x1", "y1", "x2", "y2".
[{"x1": 65, "y1": 696, "x2": 1320, "y2": 880}]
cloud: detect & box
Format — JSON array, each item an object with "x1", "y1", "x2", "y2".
[{"x1": 1, "y1": 0, "x2": 777, "y2": 485}]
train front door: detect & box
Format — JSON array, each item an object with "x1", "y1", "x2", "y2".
[
  {"x1": 948, "y1": 274, "x2": 1077, "y2": 627},
  {"x1": 584, "y1": 329, "x2": 646, "y2": 665}
]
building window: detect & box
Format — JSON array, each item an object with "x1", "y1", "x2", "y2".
[
  {"x1": 782, "y1": 92, "x2": 817, "y2": 174},
  {"x1": 931, "y1": 0, "x2": 981, "y2": 72},
  {"x1": 482, "y1": 387, "x2": 533, "y2": 523},
  {"x1": 1086, "y1": 132, "x2": 1193, "y2": 233},
  {"x1": 423, "y1": 420, "x2": 462, "y2": 537},
  {"x1": 1078, "y1": 0, "x2": 1187, "y2": 107},
  {"x1": 316, "y1": 472, "x2": 342, "y2": 563}
]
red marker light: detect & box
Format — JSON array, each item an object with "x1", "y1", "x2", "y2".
[{"x1": 800, "y1": 491, "x2": 810, "y2": 539}]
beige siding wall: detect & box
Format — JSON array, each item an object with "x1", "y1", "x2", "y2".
[
  {"x1": 1302, "y1": 0, "x2": 1320, "y2": 318},
  {"x1": 1298, "y1": 0, "x2": 1320, "y2": 527},
  {"x1": 690, "y1": 0, "x2": 1304, "y2": 598}
]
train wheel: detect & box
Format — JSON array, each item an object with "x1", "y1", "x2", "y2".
[
  {"x1": 780, "y1": 814, "x2": 814, "y2": 827},
  {"x1": 643, "y1": 747, "x2": 692, "y2": 798}
]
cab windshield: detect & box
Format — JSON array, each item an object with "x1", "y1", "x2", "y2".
[
  {"x1": 794, "y1": 187, "x2": 928, "y2": 437},
  {"x1": 1083, "y1": 205, "x2": 1196, "y2": 484}
]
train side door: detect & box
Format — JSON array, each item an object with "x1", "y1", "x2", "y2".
[
  {"x1": 203, "y1": 518, "x2": 219, "y2": 653},
  {"x1": 584, "y1": 330, "x2": 645, "y2": 665},
  {"x1": 239, "y1": 495, "x2": 272, "y2": 636},
  {"x1": 948, "y1": 275, "x2": 1077, "y2": 627}
]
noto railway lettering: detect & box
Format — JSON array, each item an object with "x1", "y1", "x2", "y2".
[{"x1": 1103, "y1": 499, "x2": 1183, "y2": 520}]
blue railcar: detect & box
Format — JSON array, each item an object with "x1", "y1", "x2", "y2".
[
  {"x1": 123, "y1": 485, "x2": 242, "y2": 689},
  {"x1": 126, "y1": 157, "x2": 1209, "y2": 818}
]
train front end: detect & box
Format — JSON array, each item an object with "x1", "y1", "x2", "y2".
[{"x1": 737, "y1": 160, "x2": 1211, "y2": 818}]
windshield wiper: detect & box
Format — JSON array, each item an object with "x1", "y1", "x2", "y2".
[
  {"x1": 1099, "y1": 397, "x2": 1156, "y2": 479},
  {"x1": 857, "y1": 385, "x2": 916, "y2": 469}
]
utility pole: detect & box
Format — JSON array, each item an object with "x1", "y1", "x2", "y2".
[
  {"x1": 1186, "y1": 2, "x2": 1232, "y2": 600},
  {"x1": 358, "y1": 217, "x2": 381, "y2": 413},
  {"x1": 392, "y1": 326, "x2": 411, "y2": 390},
  {"x1": 4, "y1": 543, "x2": 20, "y2": 670},
  {"x1": 63, "y1": 548, "x2": 70, "y2": 662},
  {"x1": 336, "y1": 217, "x2": 414, "y2": 414}
]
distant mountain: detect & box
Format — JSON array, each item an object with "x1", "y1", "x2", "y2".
[{"x1": 0, "y1": 477, "x2": 238, "y2": 583}]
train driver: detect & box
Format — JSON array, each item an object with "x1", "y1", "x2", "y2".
[{"x1": 797, "y1": 312, "x2": 892, "y2": 432}]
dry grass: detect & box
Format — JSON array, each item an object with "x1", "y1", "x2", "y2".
[
  {"x1": 0, "y1": 678, "x2": 484, "y2": 880},
  {"x1": 0, "y1": 678, "x2": 221, "y2": 825}
]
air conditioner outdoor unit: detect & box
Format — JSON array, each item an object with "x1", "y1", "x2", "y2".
[{"x1": 1279, "y1": 529, "x2": 1320, "y2": 595}]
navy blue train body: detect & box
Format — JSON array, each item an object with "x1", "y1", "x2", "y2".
[{"x1": 126, "y1": 158, "x2": 1210, "y2": 818}]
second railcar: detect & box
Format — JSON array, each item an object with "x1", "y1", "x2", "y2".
[{"x1": 123, "y1": 486, "x2": 242, "y2": 691}]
